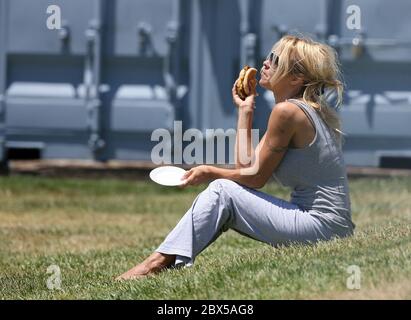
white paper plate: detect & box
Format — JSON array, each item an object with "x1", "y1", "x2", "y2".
[{"x1": 149, "y1": 166, "x2": 187, "y2": 186}]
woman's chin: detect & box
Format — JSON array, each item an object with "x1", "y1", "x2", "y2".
[{"x1": 259, "y1": 79, "x2": 268, "y2": 89}]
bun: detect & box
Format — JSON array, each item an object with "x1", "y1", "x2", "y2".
[{"x1": 236, "y1": 65, "x2": 257, "y2": 100}]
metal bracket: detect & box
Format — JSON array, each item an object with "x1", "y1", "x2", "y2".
[
  {"x1": 84, "y1": 18, "x2": 105, "y2": 155},
  {"x1": 137, "y1": 22, "x2": 153, "y2": 56},
  {"x1": 0, "y1": 94, "x2": 4, "y2": 116},
  {"x1": 163, "y1": 20, "x2": 179, "y2": 102},
  {"x1": 0, "y1": 0, "x2": 8, "y2": 164},
  {"x1": 327, "y1": 31, "x2": 411, "y2": 59},
  {"x1": 58, "y1": 20, "x2": 70, "y2": 42},
  {"x1": 351, "y1": 32, "x2": 365, "y2": 58},
  {"x1": 88, "y1": 132, "x2": 105, "y2": 152},
  {"x1": 327, "y1": 32, "x2": 366, "y2": 58}
]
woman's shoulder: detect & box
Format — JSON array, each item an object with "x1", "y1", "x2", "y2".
[
  {"x1": 272, "y1": 100, "x2": 315, "y2": 128},
  {"x1": 271, "y1": 101, "x2": 302, "y2": 121},
  {"x1": 273, "y1": 100, "x2": 301, "y2": 112}
]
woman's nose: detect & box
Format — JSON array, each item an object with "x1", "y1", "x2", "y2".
[{"x1": 262, "y1": 59, "x2": 270, "y2": 69}]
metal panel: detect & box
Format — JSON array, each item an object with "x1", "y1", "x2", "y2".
[
  {"x1": 337, "y1": 0, "x2": 411, "y2": 62},
  {"x1": 5, "y1": 1, "x2": 103, "y2": 160},
  {"x1": 0, "y1": 0, "x2": 8, "y2": 164},
  {"x1": 260, "y1": 0, "x2": 328, "y2": 55},
  {"x1": 6, "y1": 98, "x2": 88, "y2": 130},
  {"x1": 188, "y1": 0, "x2": 242, "y2": 132},
  {"x1": 101, "y1": 0, "x2": 182, "y2": 160},
  {"x1": 335, "y1": 1, "x2": 411, "y2": 166},
  {"x1": 0, "y1": 0, "x2": 410, "y2": 167},
  {"x1": 7, "y1": 0, "x2": 95, "y2": 55},
  {"x1": 5, "y1": 54, "x2": 92, "y2": 156},
  {"x1": 111, "y1": 99, "x2": 174, "y2": 132},
  {"x1": 110, "y1": 0, "x2": 175, "y2": 56}
]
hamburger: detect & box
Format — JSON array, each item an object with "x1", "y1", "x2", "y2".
[{"x1": 235, "y1": 65, "x2": 258, "y2": 100}]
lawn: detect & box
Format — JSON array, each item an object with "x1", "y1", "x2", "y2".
[{"x1": 0, "y1": 175, "x2": 410, "y2": 299}]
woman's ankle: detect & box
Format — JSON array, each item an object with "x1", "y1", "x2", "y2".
[{"x1": 146, "y1": 252, "x2": 176, "y2": 270}]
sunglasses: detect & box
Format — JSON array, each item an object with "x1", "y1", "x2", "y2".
[{"x1": 266, "y1": 51, "x2": 279, "y2": 68}]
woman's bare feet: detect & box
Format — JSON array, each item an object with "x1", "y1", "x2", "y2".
[{"x1": 115, "y1": 252, "x2": 175, "y2": 281}]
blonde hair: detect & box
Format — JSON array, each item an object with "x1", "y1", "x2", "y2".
[{"x1": 269, "y1": 35, "x2": 345, "y2": 144}]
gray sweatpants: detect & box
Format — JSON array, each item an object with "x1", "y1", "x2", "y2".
[{"x1": 156, "y1": 179, "x2": 340, "y2": 267}]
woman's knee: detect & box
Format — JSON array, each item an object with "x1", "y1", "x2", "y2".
[
  {"x1": 204, "y1": 179, "x2": 238, "y2": 213},
  {"x1": 208, "y1": 179, "x2": 240, "y2": 193},
  {"x1": 207, "y1": 179, "x2": 242, "y2": 213}
]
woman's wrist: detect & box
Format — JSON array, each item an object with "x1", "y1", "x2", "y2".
[
  {"x1": 205, "y1": 166, "x2": 243, "y2": 184},
  {"x1": 237, "y1": 107, "x2": 254, "y2": 118},
  {"x1": 207, "y1": 165, "x2": 229, "y2": 181},
  {"x1": 206, "y1": 165, "x2": 218, "y2": 180}
]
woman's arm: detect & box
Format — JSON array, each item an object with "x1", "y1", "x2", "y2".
[
  {"x1": 181, "y1": 102, "x2": 298, "y2": 189},
  {"x1": 234, "y1": 108, "x2": 254, "y2": 168},
  {"x1": 232, "y1": 81, "x2": 256, "y2": 169}
]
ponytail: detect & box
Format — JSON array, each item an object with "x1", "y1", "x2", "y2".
[{"x1": 302, "y1": 78, "x2": 345, "y2": 145}]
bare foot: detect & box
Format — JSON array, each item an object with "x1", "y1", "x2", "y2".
[{"x1": 115, "y1": 252, "x2": 175, "y2": 281}]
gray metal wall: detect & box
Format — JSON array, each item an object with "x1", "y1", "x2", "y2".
[{"x1": 0, "y1": 0, "x2": 410, "y2": 167}]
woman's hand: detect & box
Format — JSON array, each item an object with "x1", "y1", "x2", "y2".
[
  {"x1": 180, "y1": 165, "x2": 213, "y2": 188},
  {"x1": 232, "y1": 80, "x2": 256, "y2": 113}
]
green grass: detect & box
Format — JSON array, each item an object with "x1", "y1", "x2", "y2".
[{"x1": 0, "y1": 175, "x2": 410, "y2": 299}]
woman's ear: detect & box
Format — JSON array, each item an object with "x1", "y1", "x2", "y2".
[{"x1": 290, "y1": 74, "x2": 305, "y2": 87}]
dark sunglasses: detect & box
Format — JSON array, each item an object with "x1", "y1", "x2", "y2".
[{"x1": 266, "y1": 51, "x2": 279, "y2": 68}]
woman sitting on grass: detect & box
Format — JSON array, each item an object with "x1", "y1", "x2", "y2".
[{"x1": 117, "y1": 35, "x2": 355, "y2": 280}]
